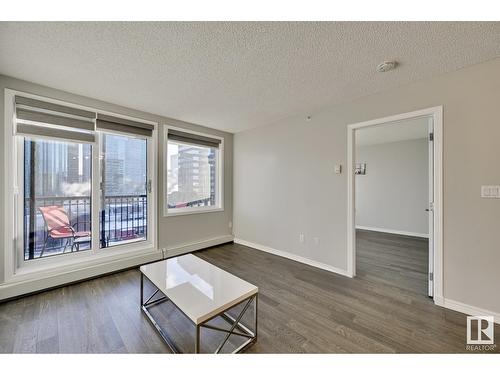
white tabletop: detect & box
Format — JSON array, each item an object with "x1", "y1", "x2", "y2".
[{"x1": 140, "y1": 254, "x2": 258, "y2": 324}]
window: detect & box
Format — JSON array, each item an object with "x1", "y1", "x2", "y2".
[
  {"x1": 9, "y1": 93, "x2": 156, "y2": 270},
  {"x1": 100, "y1": 133, "x2": 148, "y2": 248},
  {"x1": 165, "y1": 128, "x2": 223, "y2": 215},
  {"x1": 23, "y1": 138, "x2": 92, "y2": 260}
]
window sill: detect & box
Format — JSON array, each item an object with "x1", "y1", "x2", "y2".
[
  {"x1": 165, "y1": 207, "x2": 224, "y2": 217},
  {"x1": 6, "y1": 245, "x2": 161, "y2": 285},
  {"x1": 0, "y1": 247, "x2": 162, "y2": 301}
]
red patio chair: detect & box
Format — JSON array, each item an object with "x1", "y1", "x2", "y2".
[{"x1": 39, "y1": 205, "x2": 91, "y2": 257}]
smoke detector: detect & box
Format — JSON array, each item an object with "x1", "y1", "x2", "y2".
[{"x1": 376, "y1": 61, "x2": 398, "y2": 73}]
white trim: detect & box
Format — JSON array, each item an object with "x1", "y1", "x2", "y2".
[
  {"x1": 355, "y1": 226, "x2": 429, "y2": 239},
  {"x1": 5, "y1": 246, "x2": 160, "y2": 284},
  {"x1": 0, "y1": 249, "x2": 162, "y2": 301},
  {"x1": 347, "y1": 106, "x2": 444, "y2": 303},
  {"x1": 3, "y1": 88, "x2": 158, "y2": 288},
  {"x1": 4, "y1": 90, "x2": 16, "y2": 282},
  {"x1": 163, "y1": 124, "x2": 224, "y2": 217},
  {"x1": 12, "y1": 243, "x2": 160, "y2": 280},
  {"x1": 166, "y1": 206, "x2": 224, "y2": 217},
  {"x1": 435, "y1": 297, "x2": 500, "y2": 324},
  {"x1": 234, "y1": 238, "x2": 352, "y2": 278},
  {"x1": 165, "y1": 235, "x2": 234, "y2": 258},
  {"x1": 427, "y1": 116, "x2": 435, "y2": 297},
  {"x1": 347, "y1": 126, "x2": 355, "y2": 277},
  {"x1": 347, "y1": 107, "x2": 440, "y2": 129},
  {"x1": 434, "y1": 107, "x2": 444, "y2": 301}
]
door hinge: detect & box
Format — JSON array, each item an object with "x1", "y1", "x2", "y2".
[
  {"x1": 429, "y1": 132, "x2": 434, "y2": 141},
  {"x1": 147, "y1": 179, "x2": 152, "y2": 193},
  {"x1": 429, "y1": 272, "x2": 434, "y2": 281}
]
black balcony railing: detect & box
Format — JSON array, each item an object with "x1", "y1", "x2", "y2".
[
  {"x1": 24, "y1": 194, "x2": 147, "y2": 260},
  {"x1": 100, "y1": 195, "x2": 148, "y2": 248}
]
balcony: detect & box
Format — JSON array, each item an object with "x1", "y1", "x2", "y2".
[{"x1": 24, "y1": 195, "x2": 147, "y2": 260}]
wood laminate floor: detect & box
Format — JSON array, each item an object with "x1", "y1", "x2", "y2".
[{"x1": 1, "y1": 230, "x2": 498, "y2": 353}]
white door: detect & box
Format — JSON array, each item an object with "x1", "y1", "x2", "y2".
[{"x1": 427, "y1": 117, "x2": 434, "y2": 297}]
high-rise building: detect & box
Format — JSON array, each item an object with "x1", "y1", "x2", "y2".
[
  {"x1": 103, "y1": 134, "x2": 147, "y2": 196},
  {"x1": 168, "y1": 145, "x2": 215, "y2": 206},
  {"x1": 25, "y1": 139, "x2": 92, "y2": 198},
  {"x1": 178, "y1": 145, "x2": 210, "y2": 203},
  {"x1": 104, "y1": 159, "x2": 124, "y2": 195},
  {"x1": 208, "y1": 148, "x2": 216, "y2": 205}
]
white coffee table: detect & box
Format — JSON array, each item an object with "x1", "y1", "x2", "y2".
[{"x1": 140, "y1": 254, "x2": 258, "y2": 353}]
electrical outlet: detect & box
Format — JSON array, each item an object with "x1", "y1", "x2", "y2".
[{"x1": 299, "y1": 234, "x2": 305, "y2": 243}]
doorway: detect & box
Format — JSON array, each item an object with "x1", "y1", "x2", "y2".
[{"x1": 347, "y1": 107, "x2": 443, "y2": 302}]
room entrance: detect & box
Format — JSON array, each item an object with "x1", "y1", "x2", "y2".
[{"x1": 347, "y1": 107, "x2": 442, "y2": 300}]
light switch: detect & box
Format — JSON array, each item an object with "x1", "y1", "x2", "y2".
[
  {"x1": 481, "y1": 185, "x2": 500, "y2": 198},
  {"x1": 334, "y1": 164, "x2": 342, "y2": 174}
]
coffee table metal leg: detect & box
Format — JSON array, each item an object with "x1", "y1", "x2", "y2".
[
  {"x1": 254, "y1": 294, "x2": 258, "y2": 341},
  {"x1": 195, "y1": 325, "x2": 201, "y2": 353},
  {"x1": 140, "y1": 273, "x2": 143, "y2": 305},
  {"x1": 215, "y1": 296, "x2": 254, "y2": 354},
  {"x1": 142, "y1": 303, "x2": 180, "y2": 353}
]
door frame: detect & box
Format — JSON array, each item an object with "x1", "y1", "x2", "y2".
[{"x1": 346, "y1": 106, "x2": 443, "y2": 303}]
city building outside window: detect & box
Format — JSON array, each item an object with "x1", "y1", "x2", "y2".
[{"x1": 165, "y1": 127, "x2": 223, "y2": 215}]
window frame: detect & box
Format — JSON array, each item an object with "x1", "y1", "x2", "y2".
[
  {"x1": 96, "y1": 129, "x2": 153, "y2": 251},
  {"x1": 3, "y1": 89, "x2": 158, "y2": 282},
  {"x1": 163, "y1": 125, "x2": 224, "y2": 217}
]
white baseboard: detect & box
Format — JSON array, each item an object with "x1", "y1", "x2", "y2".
[
  {"x1": 166, "y1": 235, "x2": 234, "y2": 258},
  {"x1": 234, "y1": 238, "x2": 351, "y2": 278},
  {"x1": 0, "y1": 250, "x2": 162, "y2": 301},
  {"x1": 356, "y1": 225, "x2": 429, "y2": 239},
  {"x1": 435, "y1": 297, "x2": 500, "y2": 323}
]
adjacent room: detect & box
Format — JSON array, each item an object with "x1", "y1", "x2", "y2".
[
  {"x1": 0, "y1": 21, "x2": 499, "y2": 357},
  {"x1": 355, "y1": 117, "x2": 431, "y2": 297}
]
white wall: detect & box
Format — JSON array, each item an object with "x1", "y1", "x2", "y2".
[
  {"x1": 233, "y1": 57, "x2": 500, "y2": 315},
  {"x1": 355, "y1": 138, "x2": 429, "y2": 237}
]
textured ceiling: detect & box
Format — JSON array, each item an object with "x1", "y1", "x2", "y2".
[
  {"x1": 0, "y1": 22, "x2": 499, "y2": 133},
  {"x1": 356, "y1": 117, "x2": 428, "y2": 146}
]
